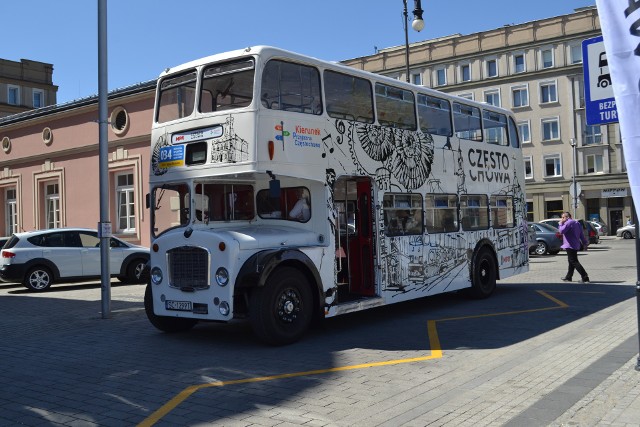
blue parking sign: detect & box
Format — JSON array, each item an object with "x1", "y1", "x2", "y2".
[{"x1": 582, "y1": 36, "x2": 618, "y2": 125}]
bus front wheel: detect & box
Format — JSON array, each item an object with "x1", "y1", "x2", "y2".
[
  {"x1": 466, "y1": 248, "x2": 497, "y2": 299},
  {"x1": 250, "y1": 267, "x2": 313, "y2": 345},
  {"x1": 144, "y1": 284, "x2": 198, "y2": 333}
]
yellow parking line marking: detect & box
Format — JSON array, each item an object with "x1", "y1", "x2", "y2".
[{"x1": 138, "y1": 290, "x2": 570, "y2": 427}]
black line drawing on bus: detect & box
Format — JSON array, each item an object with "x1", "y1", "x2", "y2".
[{"x1": 597, "y1": 52, "x2": 612, "y2": 89}]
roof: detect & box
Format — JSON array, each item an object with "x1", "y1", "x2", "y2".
[{"x1": 0, "y1": 79, "x2": 157, "y2": 127}]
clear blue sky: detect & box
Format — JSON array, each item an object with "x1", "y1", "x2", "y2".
[{"x1": 2, "y1": 0, "x2": 596, "y2": 105}]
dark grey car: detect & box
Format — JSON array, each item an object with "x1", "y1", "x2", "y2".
[
  {"x1": 540, "y1": 218, "x2": 599, "y2": 245},
  {"x1": 529, "y1": 222, "x2": 563, "y2": 255}
]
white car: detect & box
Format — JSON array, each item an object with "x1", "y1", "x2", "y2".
[
  {"x1": 616, "y1": 224, "x2": 636, "y2": 239},
  {"x1": 0, "y1": 228, "x2": 149, "y2": 291}
]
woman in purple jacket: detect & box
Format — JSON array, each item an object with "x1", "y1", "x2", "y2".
[{"x1": 558, "y1": 211, "x2": 590, "y2": 283}]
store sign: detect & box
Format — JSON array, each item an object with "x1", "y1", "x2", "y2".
[{"x1": 601, "y1": 188, "x2": 627, "y2": 198}]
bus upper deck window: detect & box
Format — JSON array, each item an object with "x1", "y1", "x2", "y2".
[
  {"x1": 156, "y1": 71, "x2": 197, "y2": 123},
  {"x1": 200, "y1": 59, "x2": 255, "y2": 113}
]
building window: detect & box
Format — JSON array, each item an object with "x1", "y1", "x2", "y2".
[
  {"x1": 460, "y1": 64, "x2": 471, "y2": 82},
  {"x1": 544, "y1": 154, "x2": 562, "y2": 178},
  {"x1": 486, "y1": 59, "x2": 498, "y2": 78},
  {"x1": 512, "y1": 85, "x2": 529, "y2": 108},
  {"x1": 546, "y1": 200, "x2": 564, "y2": 219},
  {"x1": 526, "y1": 201, "x2": 534, "y2": 223},
  {"x1": 116, "y1": 173, "x2": 135, "y2": 233},
  {"x1": 457, "y1": 92, "x2": 474, "y2": 100},
  {"x1": 540, "y1": 80, "x2": 558, "y2": 103},
  {"x1": 8, "y1": 85, "x2": 20, "y2": 106},
  {"x1": 569, "y1": 44, "x2": 583, "y2": 64},
  {"x1": 45, "y1": 183, "x2": 60, "y2": 229},
  {"x1": 484, "y1": 89, "x2": 500, "y2": 107},
  {"x1": 513, "y1": 53, "x2": 526, "y2": 73},
  {"x1": 518, "y1": 121, "x2": 531, "y2": 144},
  {"x1": 524, "y1": 156, "x2": 533, "y2": 179},
  {"x1": 5, "y1": 188, "x2": 18, "y2": 236},
  {"x1": 586, "y1": 154, "x2": 604, "y2": 174},
  {"x1": 541, "y1": 48, "x2": 554, "y2": 68},
  {"x1": 541, "y1": 118, "x2": 560, "y2": 141},
  {"x1": 411, "y1": 73, "x2": 422, "y2": 85},
  {"x1": 33, "y1": 89, "x2": 44, "y2": 109},
  {"x1": 435, "y1": 68, "x2": 447, "y2": 86},
  {"x1": 584, "y1": 125, "x2": 602, "y2": 145}
]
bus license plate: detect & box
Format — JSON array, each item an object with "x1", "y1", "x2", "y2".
[{"x1": 166, "y1": 300, "x2": 192, "y2": 311}]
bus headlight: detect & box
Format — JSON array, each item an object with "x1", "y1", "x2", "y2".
[
  {"x1": 219, "y1": 301, "x2": 230, "y2": 316},
  {"x1": 151, "y1": 267, "x2": 163, "y2": 285},
  {"x1": 215, "y1": 267, "x2": 229, "y2": 286}
]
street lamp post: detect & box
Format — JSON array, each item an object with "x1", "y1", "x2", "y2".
[
  {"x1": 403, "y1": 0, "x2": 425, "y2": 83},
  {"x1": 570, "y1": 138, "x2": 578, "y2": 217}
]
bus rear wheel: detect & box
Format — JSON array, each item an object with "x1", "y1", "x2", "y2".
[
  {"x1": 467, "y1": 248, "x2": 497, "y2": 299},
  {"x1": 144, "y1": 284, "x2": 198, "y2": 333},
  {"x1": 250, "y1": 267, "x2": 313, "y2": 345}
]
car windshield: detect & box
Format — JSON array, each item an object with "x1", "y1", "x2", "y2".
[{"x1": 536, "y1": 222, "x2": 558, "y2": 232}]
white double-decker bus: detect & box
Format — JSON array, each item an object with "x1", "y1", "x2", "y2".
[{"x1": 145, "y1": 46, "x2": 529, "y2": 344}]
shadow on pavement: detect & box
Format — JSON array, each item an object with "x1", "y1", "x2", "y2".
[{"x1": 0, "y1": 279, "x2": 635, "y2": 426}]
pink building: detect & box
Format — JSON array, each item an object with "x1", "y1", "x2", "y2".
[{"x1": 0, "y1": 82, "x2": 155, "y2": 246}]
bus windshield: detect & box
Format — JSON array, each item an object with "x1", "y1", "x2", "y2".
[{"x1": 151, "y1": 181, "x2": 255, "y2": 237}]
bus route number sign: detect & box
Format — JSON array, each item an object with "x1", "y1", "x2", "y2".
[{"x1": 158, "y1": 145, "x2": 185, "y2": 168}]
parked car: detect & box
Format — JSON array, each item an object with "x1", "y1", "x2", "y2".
[
  {"x1": 0, "y1": 228, "x2": 149, "y2": 291},
  {"x1": 529, "y1": 222, "x2": 563, "y2": 255},
  {"x1": 590, "y1": 221, "x2": 607, "y2": 237},
  {"x1": 616, "y1": 224, "x2": 637, "y2": 239},
  {"x1": 539, "y1": 218, "x2": 599, "y2": 245}
]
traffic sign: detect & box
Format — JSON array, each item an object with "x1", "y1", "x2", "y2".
[
  {"x1": 582, "y1": 36, "x2": 619, "y2": 126},
  {"x1": 569, "y1": 182, "x2": 582, "y2": 198}
]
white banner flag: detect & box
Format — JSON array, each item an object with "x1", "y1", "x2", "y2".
[{"x1": 596, "y1": 0, "x2": 640, "y2": 220}]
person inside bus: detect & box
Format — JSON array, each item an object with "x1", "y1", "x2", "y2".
[{"x1": 289, "y1": 188, "x2": 311, "y2": 221}]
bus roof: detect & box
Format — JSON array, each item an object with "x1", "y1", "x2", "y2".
[{"x1": 157, "y1": 45, "x2": 514, "y2": 117}]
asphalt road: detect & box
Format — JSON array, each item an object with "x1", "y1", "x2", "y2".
[{"x1": 0, "y1": 236, "x2": 638, "y2": 426}]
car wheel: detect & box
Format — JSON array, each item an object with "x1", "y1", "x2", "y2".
[
  {"x1": 126, "y1": 259, "x2": 147, "y2": 283},
  {"x1": 623, "y1": 231, "x2": 633, "y2": 239},
  {"x1": 144, "y1": 284, "x2": 198, "y2": 333},
  {"x1": 250, "y1": 267, "x2": 313, "y2": 345},
  {"x1": 535, "y1": 241, "x2": 548, "y2": 256},
  {"x1": 23, "y1": 266, "x2": 53, "y2": 292}
]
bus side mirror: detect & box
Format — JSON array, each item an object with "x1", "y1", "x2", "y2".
[
  {"x1": 269, "y1": 178, "x2": 280, "y2": 198},
  {"x1": 145, "y1": 193, "x2": 150, "y2": 209}
]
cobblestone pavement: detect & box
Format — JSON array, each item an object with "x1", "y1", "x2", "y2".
[{"x1": 0, "y1": 236, "x2": 638, "y2": 426}]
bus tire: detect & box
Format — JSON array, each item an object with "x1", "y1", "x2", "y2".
[
  {"x1": 250, "y1": 267, "x2": 313, "y2": 345},
  {"x1": 144, "y1": 284, "x2": 198, "y2": 333},
  {"x1": 467, "y1": 247, "x2": 497, "y2": 299}
]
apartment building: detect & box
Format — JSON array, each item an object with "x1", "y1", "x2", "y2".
[
  {"x1": 0, "y1": 58, "x2": 57, "y2": 118},
  {"x1": 342, "y1": 6, "x2": 632, "y2": 234}
]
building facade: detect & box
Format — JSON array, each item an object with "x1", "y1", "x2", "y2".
[
  {"x1": 0, "y1": 7, "x2": 633, "y2": 244},
  {"x1": 342, "y1": 6, "x2": 632, "y2": 234},
  {"x1": 0, "y1": 58, "x2": 57, "y2": 118},
  {"x1": 0, "y1": 82, "x2": 155, "y2": 246}
]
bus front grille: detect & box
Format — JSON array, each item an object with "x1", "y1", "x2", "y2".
[{"x1": 167, "y1": 246, "x2": 209, "y2": 290}]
